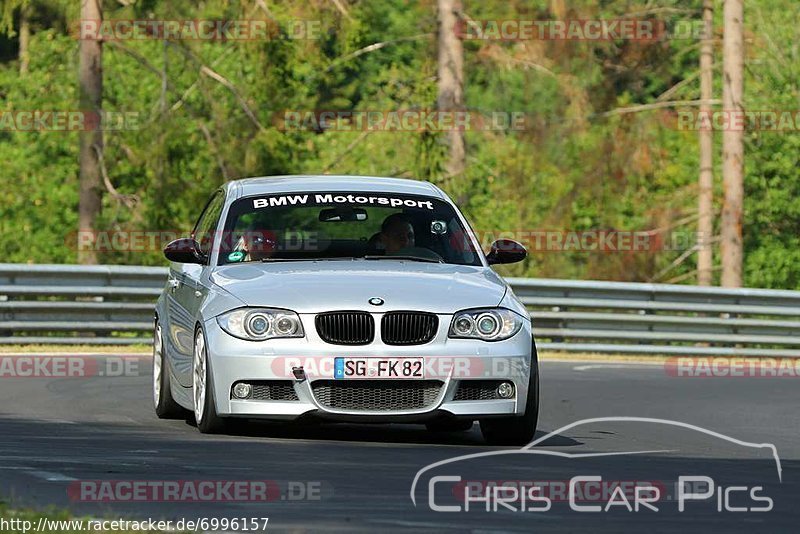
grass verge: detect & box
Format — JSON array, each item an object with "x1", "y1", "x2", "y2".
[{"x1": 0, "y1": 345, "x2": 151, "y2": 354}]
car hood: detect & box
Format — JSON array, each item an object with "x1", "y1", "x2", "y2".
[{"x1": 210, "y1": 261, "x2": 507, "y2": 313}]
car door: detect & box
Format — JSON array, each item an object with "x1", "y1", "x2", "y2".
[{"x1": 172, "y1": 190, "x2": 226, "y2": 387}]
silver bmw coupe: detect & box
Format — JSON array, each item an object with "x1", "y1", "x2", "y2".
[{"x1": 154, "y1": 175, "x2": 538, "y2": 445}]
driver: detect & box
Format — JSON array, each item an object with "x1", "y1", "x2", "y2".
[{"x1": 379, "y1": 213, "x2": 415, "y2": 254}]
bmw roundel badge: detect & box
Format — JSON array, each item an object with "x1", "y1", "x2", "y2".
[{"x1": 368, "y1": 297, "x2": 384, "y2": 306}]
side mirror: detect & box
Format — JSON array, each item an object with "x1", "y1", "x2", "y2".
[
  {"x1": 164, "y1": 238, "x2": 206, "y2": 265},
  {"x1": 486, "y1": 239, "x2": 527, "y2": 265}
]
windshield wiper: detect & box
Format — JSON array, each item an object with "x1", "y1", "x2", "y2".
[
  {"x1": 261, "y1": 257, "x2": 356, "y2": 262},
  {"x1": 362, "y1": 255, "x2": 444, "y2": 264},
  {"x1": 257, "y1": 255, "x2": 444, "y2": 264}
]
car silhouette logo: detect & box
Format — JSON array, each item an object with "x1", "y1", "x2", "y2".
[{"x1": 368, "y1": 297, "x2": 384, "y2": 306}]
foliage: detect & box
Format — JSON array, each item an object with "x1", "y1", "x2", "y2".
[{"x1": 0, "y1": 0, "x2": 797, "y2": 287}]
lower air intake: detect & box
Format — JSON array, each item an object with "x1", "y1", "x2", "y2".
[
  {"x1": 311, "y1": 380, "x2": 443, "y2": 412},
  {"x1": 245, "y1": 381, "x2": 299, "y2": 401},
  {"x1": 453, "y1": 380, "x2": 505, "y2": 401}
]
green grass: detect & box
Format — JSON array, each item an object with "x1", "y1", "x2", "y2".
[
  {"x1": 539, "y1": 351, "x2": 669, "y2": 363},
  {"x1": 0, "y1": 345, "x2": 151, "y2": 354}
]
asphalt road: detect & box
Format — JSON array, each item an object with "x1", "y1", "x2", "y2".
[{"x1": 0, "y1": 354, "x2": 798, "y2": 533}]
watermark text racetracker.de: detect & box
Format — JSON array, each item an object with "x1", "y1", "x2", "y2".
[
  {"x1": 76, "y1": 18, "x2": 321, "y2": 40},
  {"x1": 68, "y1": 479, "x2": 327, "y2": 503},
  {"x1": 673, "y1": 110, "x2": 800, "y2": 131},
  {"x1": 455, "y1": 19, "x2": 714, "y2": 41},
  {"x1": 456, "y1": 19, "x2": 661, "y2": 41},
  {"x1": 274, "y1": 110, "x2": 527, "y2": 132},
  {"x1": 665, "y1": 357, "x2": 800, "y2": 378},
  {"x1": 66, "y1": 228, "x2": 709, "y2": 254},
  {"x1": 0, "y1": 111, "x2": 139, "y2": 132},
  {"x1": 0, "y1": 355, "x2": 143, "y2": 378},
  {"x1": 0, "y1": 516, "x2": 270, "y2": 533},
  {"x1": 270, "y1": 355, "x2": 525, "y2": 380}
]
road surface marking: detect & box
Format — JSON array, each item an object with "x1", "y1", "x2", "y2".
[
  {"x1": 27, "y1": 470, "x2": 77, "y2": 482},
  {"x1": 573, "y1": 364, "x2": 651, "y2": 371}
]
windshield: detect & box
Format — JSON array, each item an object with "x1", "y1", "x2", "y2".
[{"x1": 218, "y1": 191, "x2": 482, "y2": 266}]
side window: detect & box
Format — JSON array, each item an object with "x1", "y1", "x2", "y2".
[{"x1": 192, "y1": 191, "x2": 225, "y2": 256}]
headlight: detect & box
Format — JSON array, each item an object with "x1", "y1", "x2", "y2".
[
  {"x1": 448, "y1": 308, "x2": 524, "y2": 341},
  {"x1": 216, "y1": 308, "x2": 304, "y2": 341}
]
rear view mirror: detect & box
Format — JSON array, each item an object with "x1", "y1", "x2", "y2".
[
  {"x1": 164, "y1": 238, "x2": 206, "y2": 264},
  {"x1": 319, "y1": 207, "x2": 367, "y2": 222},
  {"x1": 486, "y1": 239, "x2": 527, "y2": 265}
]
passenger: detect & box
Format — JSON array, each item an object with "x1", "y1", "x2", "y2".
[{"x1": 242, "y1": 228, "x2": 277, "y2": 261}]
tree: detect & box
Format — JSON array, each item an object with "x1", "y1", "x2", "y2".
[
  {"x1": 0, "y1": 0, "x2": 796, "y2": 287},
  {"x1": 78, "y1": 0, "x2": 103, "y2": 265},
  {"x1": 18, "y1": 1, "x2": 30, "y2": 74},
  {"x1": 0, "y1": 0, "x2": 30, "y2": 74},
  {"x1": 721, "y1": 0, "x2": 744, "y2": 287},
  {"x1": 436, "y1": 0, "x2": 465, "y2": 179},
  {"x1": 697, "y1": 0, "x2": 714, "y2": 285}
]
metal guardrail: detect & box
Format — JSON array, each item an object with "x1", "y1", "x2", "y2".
[
  {"x1": 0, "y1": 264, "x2": 163, "y2": 346},
  {"x1": 508, "y1": 278, "x2": 800, "y2": 357},
  {"x1": 1, "y1": 264, "x2": 798, "y2": 356}
]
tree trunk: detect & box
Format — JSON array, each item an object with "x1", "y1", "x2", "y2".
[
  {"x1": 436, "y1": 0, "x2": 465, "y2": 179},
  {"x1": 720, "y1": 0, "x2": 744, "y2": 287},
  {"x1": 697, "y1": 0, "x2": 714, "y2": 286},
  {"x1": 78, "y1": 0, "x2": 103, "y2": 265},
  {"x1": 18, "y1": 2, "x2": 30, "y2": 75}
]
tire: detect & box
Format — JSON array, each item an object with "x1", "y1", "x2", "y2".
[
  {"x1": 153, "y1": 322, "x2": 184, "y2": 419},
  {"x1": 193, "y1": 327, "x2": 228, "y2": 434},
  {"x1": 479, "y1": 342, "x2": 540, "y2": 446},
  {"x1": 426, "y1": 419, "x2": 474, "y2": 433}
]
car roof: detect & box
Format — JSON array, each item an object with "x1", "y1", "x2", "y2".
[{"x1": 224, "y1": 175, "x2": 447, "y2": 201}]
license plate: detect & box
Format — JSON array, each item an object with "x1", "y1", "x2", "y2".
[{"x1": 334, "y1": 357, "x2": 425, "y2": 379}]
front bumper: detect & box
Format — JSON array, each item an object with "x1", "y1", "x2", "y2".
[{"x1": 202, "y1": 313, "x2": 533, "y2": 422}]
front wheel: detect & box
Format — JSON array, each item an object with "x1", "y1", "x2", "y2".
[
  {"x1": 480, "y1": 346, "x2": 539, "y2": 446},
  {"x1": 193, "y1": 328, "x2": 227, "y2": 434},
  {"x1": 153, "y1": 323, "x2": 184, "y2": 419}
]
